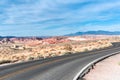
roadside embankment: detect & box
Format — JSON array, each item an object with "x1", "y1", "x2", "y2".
[{"x1": 84, "y1": 53, "x2": 120, "y2": 80}]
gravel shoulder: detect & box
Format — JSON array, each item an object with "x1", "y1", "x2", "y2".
[{"x1": 84, "y1": 53, "x2": 120, "y2": 80}]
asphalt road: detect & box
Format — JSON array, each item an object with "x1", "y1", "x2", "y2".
[{"x1": 0, "y1": 42, "x2": 120, "y2": 80}]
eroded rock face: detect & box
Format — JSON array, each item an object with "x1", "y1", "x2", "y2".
[
  {"x1": 0, "y1": 37, "x2": 69, "y2": 46},
  {"x1": 0, "y1": 35, "x2": 119, "y2": 45},
  {"x1": 42, "y1": 37, "x2": 70, "y2": 44}
]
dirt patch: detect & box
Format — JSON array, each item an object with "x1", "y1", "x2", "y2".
[{"x1": 84, "y1": 54, "x2": 120, "y2": 80}]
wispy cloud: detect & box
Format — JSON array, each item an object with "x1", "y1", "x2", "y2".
[{"x1": 0, "y1": 0, "x2": 120, "y2": 36}]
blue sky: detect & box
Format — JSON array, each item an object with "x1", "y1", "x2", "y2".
[{"x1": 0, "y1": 0, "x2": 120, "y2": 36}]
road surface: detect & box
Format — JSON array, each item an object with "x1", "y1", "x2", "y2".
[{"x1": 0, "y1": 42, "x2": 120, "y2": 80}]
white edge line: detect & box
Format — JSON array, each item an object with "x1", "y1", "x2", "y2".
[{"x1": 73, "y1": 51, "x2": 120, "y2": 80}]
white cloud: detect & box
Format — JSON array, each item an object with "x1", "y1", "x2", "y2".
[
  {"x1": 1, "y1": 0, "x2": 120, "y2": 25},
  {"x1": 0, "y1": 0, "x2": 120, "y2": 36}
]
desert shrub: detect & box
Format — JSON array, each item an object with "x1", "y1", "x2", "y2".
[
  {"x1": 28, "y1": 56, "x2": 34, "y2": 60},
  {"x1": 0, "y1": 60, "x2": 11, "y2": 64},
  {"x1": 63, "y1": 44, "x2": 72, "y2": 51},
  {"x1": 65, "y1": 52, "x2": 72, "y2": 55},
  {"x1": 83, "y1": 48, "x2": 89, "y2": 52},
  {"x1": 36, "y1": 56, "x2": 43, "y2": 60}
]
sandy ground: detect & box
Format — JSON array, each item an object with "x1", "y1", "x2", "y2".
[{"x1": 84, "y1": 53, "x2": 120, "y2": 80}]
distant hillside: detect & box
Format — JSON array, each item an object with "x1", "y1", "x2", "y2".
[
  {"x1": 0, "y1": 36, "x2": 16, "y2": 39},
  {"x1": 65, "y1": 30, "x2": 120, "y2": 36},
  {"x1": 0, "y1": 36, "x2": 48, "y2": 39}
]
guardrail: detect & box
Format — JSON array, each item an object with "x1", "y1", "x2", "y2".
[{"x1": 73, "y1": 51, "x2": 120, "y2": 80}]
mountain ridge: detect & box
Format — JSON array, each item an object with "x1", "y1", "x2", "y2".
[{"x1": 65, "y1": 30, "x2": 120, "y2": 36}]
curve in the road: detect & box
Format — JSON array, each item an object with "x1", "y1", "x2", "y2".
[{"x1": 0, "y1": 42, "x2": 120, "y2": 80}]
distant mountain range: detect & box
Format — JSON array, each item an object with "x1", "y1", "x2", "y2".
[
  {"x1": 0, "y1": 36, "x2": 16, "y2": 39},
  {"x1": 0, "y1": 36, "x2": 47, "y2": 39},
  {"x1": 65, "y1": 30, "x2": 120, "y2": 36},
  {"x1": 1, "y1": 31, "x2": 120, "y2": 38}
]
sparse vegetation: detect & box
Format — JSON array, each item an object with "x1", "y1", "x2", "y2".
[
  {"x1": 0, "y1": 36, "x2": 120, "y2": 65},
  {"x1": 63, "y1": 44, "x2": 72, "y2": 51},
  {"x1": 0, "y1": 60, "x2": 11, "y2": 64}
]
